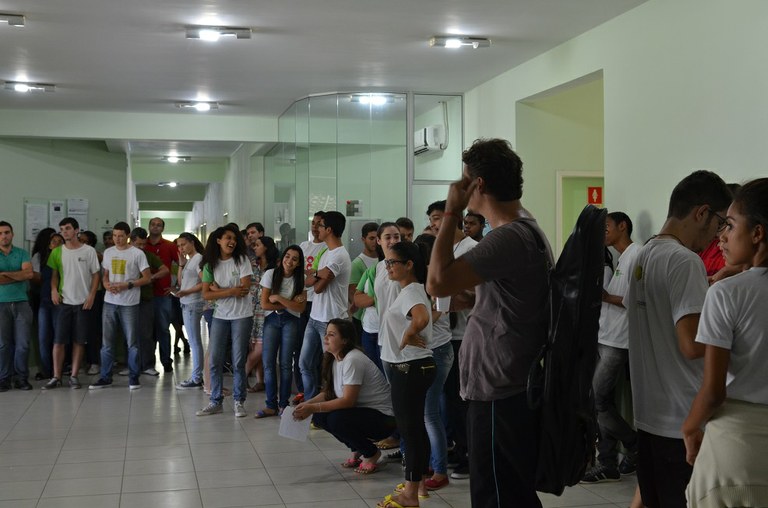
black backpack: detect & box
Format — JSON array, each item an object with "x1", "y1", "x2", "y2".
[{"x1": 523, "y1": 204, "x2": 606, "y2": 496}]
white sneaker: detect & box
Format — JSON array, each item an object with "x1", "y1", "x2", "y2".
[
  {"x1": 87, "y1": 364, "x2": 100, "y2": 375},
  {"x1": 234, "y1": 401, "x2": 247, "y2": 418},
  {"x1": 196, "y1": 402, "x2": 223, "y2": 416},
  {"x1": 117, "y1": 368, "x2": 129, "y2": 376},
  {"x1": 142, "y1": 368, "x2": 159, "y2": 376}
]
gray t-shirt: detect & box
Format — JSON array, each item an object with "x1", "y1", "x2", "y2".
[{"x1": 459, "y1": 219, "x2": 551, "y2": 401}]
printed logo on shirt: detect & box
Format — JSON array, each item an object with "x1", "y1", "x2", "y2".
[
  {"x1": 305, "y1": 256, "x2": 314, "y2": 270},
  {"x1": 111, "y1": 259, "x2": 127, "y2": 275},
  {"x1": 634, "y1": 265, "x2": 643, "y2": 281}
]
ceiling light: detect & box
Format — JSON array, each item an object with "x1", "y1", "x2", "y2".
[
  {"x1": 158, "y1": 181, "x2": 178, "y2": 188},
  {"x1": 3, "y1": 81, "x2": 55, "y2": 92},
  {"x1": 349, "y1": 94, "x2": 397, "y2": 106},
  {"x1": 429, "y1": 36, "x2": 491, "y2": 49},
  {"x1": 175, "y1": 101, "x2": 219, "y2": 112},
  {"x1": 162, "y1": 156, "x2": 191, "y2": 163},
  {"x1": 0, "y1": 13, "x2": 25, "y2": 27},
  {"x1": 185, "y1": 25, "x2": 252, "y2": 40}
]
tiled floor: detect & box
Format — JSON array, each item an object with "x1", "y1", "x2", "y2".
[{"x1": 0, "y1": 355, "x2": 637, "y2": 508}]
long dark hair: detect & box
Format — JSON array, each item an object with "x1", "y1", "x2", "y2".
[
  {"x1": 389, "y1": 241, "x2": 427, "y2": 284},
  {"x1": 271, "y1": 245, "x2": 304, "y2": 299},
  {"x1": 201, "y1": 224, "x2": 247, "y2": 273},
  {"x1": 257, "y1": 236, "x2": 280, "y2": 270},
  {"x1": 178, "y1": 232, "x2": 204, "y2": 259},
  {"x1": 32, "y1": 228, "x2": 56, "y2": 266},
  {"x1": 320, "y1": 319, "x2": 360, "y2": 402}
]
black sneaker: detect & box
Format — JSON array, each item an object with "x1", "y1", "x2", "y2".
[
  {"x1": 451, "y1": 462, "x2": 470, "y2": 479},
  {"x1": 129, "y1": 377, "x2": 141, "y2": 390},
  {"x1": 619, "y1": 454, "x2": 637, "y2": 475},
  {"x1": 386, "y1": 450, "x2": 403, "y2": 462},
  {"x1": 581, "y1": 464, "x2": 621, "y2": 483},
  {"x1": 89, "y1": 378, "x2": 112, "y2": 390},
  {"x1": 14, "y1": 380, "x2": 33, "y2": 391},
  {"x1": 0, "y1": 380, "x2": 10, "y2": 392}
]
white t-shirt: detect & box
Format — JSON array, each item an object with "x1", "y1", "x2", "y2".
[
  {"x1": 179, "y1": 253, "x2": 203, "y2": 305},
  {"x1": 449, "y1": 236, "x2": 478, "y2": 341},
  {"x1": 333, "y1": 349, "x2": 394, "y2": 416},
  {"x1": 102, "y1": 246, "x2": 149, "y2": 307},
  {"x1": 432, "y1": 312, "x2": 452, "y2": 349},
  {"x1": 260, "y1": 268, "x2": 300, "y2": 318},
  {"x1": 202, "y1": 256, "x2": 254, "y2": 320},
  {"x1": 379, "y1": 282, "x2": 433, "y2": 364},
  {"x1": 597, "y1": 242, "x2": 640, "y2": 349},
  {"x1": 373, "y1": 260, "x2": 401, "y2": 345},
  {"x1": 361, "y1": 277, "x2": 379, "y2": 333},
  {"x1": 49, "y1": 244, "x2": 100, "y2": 306},
  {"x1": 31, "y1": 252, "x2": 41, "y2": 273},
  {"x1": 626, "y1": 238, "x2": 708, "y2": 438},
  {"x1": 310, "y1": 245, "x2": 351, "y2": 322},
  {"x1": 300, "y1": 240, "x2": 326, "y2": 302},
  {"x1": 696, "y1": 267, "x2": 768, "y2": 405}
]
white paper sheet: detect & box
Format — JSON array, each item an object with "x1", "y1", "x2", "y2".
[{"x1": 278, "y1": 406, "x2": 312, "y2": 442}]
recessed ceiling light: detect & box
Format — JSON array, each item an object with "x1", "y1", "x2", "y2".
[
  {"x1": 0, "y1": 13, "x2": 25, "y2": 27},
  {"x1": 349, "y1": 93, "x2": 399, "y2": 106},
  {"x1": 158, "y1": 181, "x2": 178, "y2": 188},
  {"x1": 3, "y1": 81, "x2": 55, "y2": 92},
  {"x1": 175, "y1": 101, "x2": 219, "y2": 112},
  {"x1": 185, "y1": 25, "x2": 251, "y2": 40},
  {"x1": 162, "y1": 156, "x2": 191, "y2": 163},
  {"x1": 429, "y1": 36, "x2": 491, "y2": 49}
]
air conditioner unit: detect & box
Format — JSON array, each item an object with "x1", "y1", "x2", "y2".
[{"x1": 414, "y1": 125, "x2": 446, "y2": 156}]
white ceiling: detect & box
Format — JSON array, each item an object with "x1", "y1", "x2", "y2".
[{"x1": 1, "y1": 0, "x2": 646, "y2": 211}]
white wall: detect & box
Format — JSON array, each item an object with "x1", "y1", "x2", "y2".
[{"x1": 465, "y1": 0, "x2": 767, "y2": 241}]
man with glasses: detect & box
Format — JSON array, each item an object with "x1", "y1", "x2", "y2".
[
  {"x1": 299, "y1": 211, "x2": 351, "y2": 399},
  {"x1": 625, "y1": 170, "x2": 731, "y2": 508}
]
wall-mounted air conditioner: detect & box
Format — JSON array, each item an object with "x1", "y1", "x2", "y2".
[{"x1": 414, "y1": 124, "x2": 446, "y2": 156}]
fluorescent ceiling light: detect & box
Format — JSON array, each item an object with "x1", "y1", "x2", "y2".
[
  {"x1": 349, "y1": 94, "x2": 398, "y2": 106},
  {"x1": 0, "y1": 13, "x2": 25, "y2": 27},
  {"x1": 3, "y1": 81, "x2": 55, "y2": 92},
  {"x1": 158, "y1": 181, "x2": 178, "y2": 188},
  {"x1": 162, "y1": 156, "x2": 191, "y2": 163},
  {"x1": 175, "y1": 101, "x2": 219, "y2": 112},
  {"x1": 429, "y1": 36, "x2": 491, "y2": 49},
  {"x1": 186, "y1": 25, "x2": 252, "y2": 40}
]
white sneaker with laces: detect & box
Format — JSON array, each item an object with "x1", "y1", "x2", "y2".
[
  {"x1": 234, "y1": 401, "x2": 247, "y2": 418},
  {"x1": 142, "y1": 368, "x2": 160, "y2": 376},
  {"x1": 196, "y1": 402, "x2": 223, "y2": 416}
]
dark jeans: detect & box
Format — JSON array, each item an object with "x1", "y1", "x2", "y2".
[
  {"x1": 262, "y1": 312, "x2": 299, "y2": 410},
  {"x1": 444, "y1": 340, "x2": 468, "y2": 456},
  {"x1": 86, "y1": 290, "x2": 105, "y2": 365},
  {"x1": 152, "y1": 295, "x2": 172, "y2": 368},
  {"x1": 0, "y1": 301, "x2": 33, "y2": 382},
  {"x1": 294, "y1": 301, "x2": 312, "y2": 393},
  {"x1": 138, "y1": 300, "x2": 155, "y2": 370},
  {"x1": 38, "y1": 304, "x2": 58, "y2": 378},
  {"x1": 361, "y1": 330, "x2": 382, "y2": 373},
  {"x1": 593, "y1": 343, "x2": 637, "y2": 466},
  {"x1": 388, "y1": 356, "x2": 436, "y2": 482},
  {"x1": 467, "y1": 392, "x2": 542, "y2": 508},
  {"x1": 637, "y1": 430, "x2": 692, "y2": 508},
  {"x1": 313, "y1": 407, "x2": 396, "y2": 459}
]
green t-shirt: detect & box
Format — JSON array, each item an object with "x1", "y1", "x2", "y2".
[
  {"x1": 0, "y1": 246, "x2": 31, "y2": 303},
  {"x1": 350, "y1": 254, "x2": 378, "y2": 320}
]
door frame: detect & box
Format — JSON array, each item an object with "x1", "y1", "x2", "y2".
[{"x1": 555, "y1": 170, "x2": 603, "y2": 255}]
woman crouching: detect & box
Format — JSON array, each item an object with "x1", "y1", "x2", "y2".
[{"x1": 293, "y1": 318, "x2": 395, "y2": 474}]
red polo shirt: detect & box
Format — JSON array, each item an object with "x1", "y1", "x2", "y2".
[
  {"x1": 698, "y1": 237, "x2": 725, "y2": 277},
  {"x1": 144, "y1": 237, "x2": 178, "y2": 296}
]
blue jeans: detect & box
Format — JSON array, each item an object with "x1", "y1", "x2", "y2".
[
  {"x1": 0, "y1": 301, "x2": 33, "y2": 382},
  {"x1": 593, "y1": 343, "x2": 637, "y2": 467},
  {"x1": 361, "y1": 330, "x2": 383, "y2": 373},
  {"x1": 38, "y1": 304, "x2": 58, "y2": 378},
  {"x1": 262, "y1": 312, "x2": 299, "y2": 410},
  {"x1": 424, "y1": 341, "x2": 453, "y2": 475},
  {"x1": 152, "y1": 295, "x2": 172, "y2": 368},
  {"x1": 299, "y1": 317, "x2": 327, "y2": 399},
  {"x1": 100, "y1": 303, "x2": 140, "y2": 381},
  {"x1": 181, "y1": 301, "x2": 205, "y2": 383},
  {"x1": 209, "y1": 316, "x2": 252, "y2": 404}
]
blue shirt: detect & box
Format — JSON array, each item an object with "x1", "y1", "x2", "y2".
[{"x1": 0, "y1": 246, "x2": 31, "y2": 303}]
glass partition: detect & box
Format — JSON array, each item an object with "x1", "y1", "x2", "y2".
[{"x1": 264, "y1": 92, "x2": 460, "y2": 246}]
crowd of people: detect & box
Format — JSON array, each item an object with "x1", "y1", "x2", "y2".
[{"x1": 1, "y1": 138, "x2": 766, "y2": 508}]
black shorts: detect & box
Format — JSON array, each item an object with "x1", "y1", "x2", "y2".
[
  {"x1": 636, "y1": 429, "x2": 693, "y2": 508},
  {"x1": 54, "y1": 304, "x2": 94, "y2": 345}
]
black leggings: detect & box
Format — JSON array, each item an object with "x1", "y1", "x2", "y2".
[
  {"x1": 312, "y1": 407, "x2": 396, "y2": 459},
  {"x1": 388, "y1": 357, "x2": 436, "y2": 482}
]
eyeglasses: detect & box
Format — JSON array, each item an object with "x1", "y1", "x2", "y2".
[
  {"x1": 317, "y1": 223, "x2": 327, "y2": 229},
  {"x1": 384, "y1": 259, "x2": 406, "y2": 268},
  {"x1": 708, "y1": 208, "x2": 728, "y2": 232}
]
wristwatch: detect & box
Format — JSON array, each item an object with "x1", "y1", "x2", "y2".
[{"x1": 127, "y1": 281, "x2": 134, "y2": 290}]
